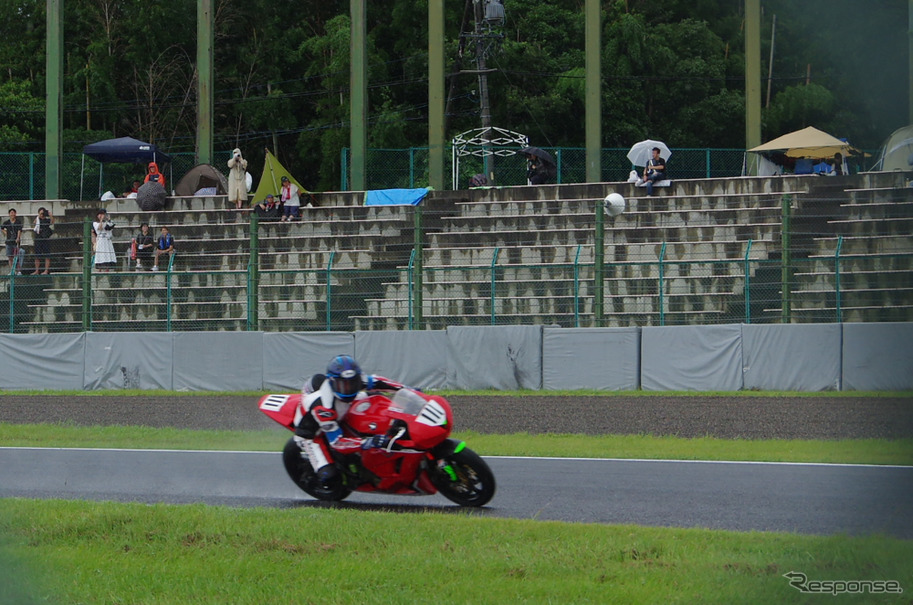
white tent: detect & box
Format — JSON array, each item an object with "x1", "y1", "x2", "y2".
[{"x1": 874, "y1": 125, "x2": 913, "y2": 171}]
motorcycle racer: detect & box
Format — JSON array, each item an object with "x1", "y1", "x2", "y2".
[{"x1": 293, "y1": 355, "x2": 407, "y2": 484}]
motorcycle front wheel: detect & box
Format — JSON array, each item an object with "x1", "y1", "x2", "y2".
[
  {"x1": 431, "y1": 445, "x2": 496, "y2": 507},
  {"x1": 282, "y1": 437, "x2": 351, "y2": 502}
]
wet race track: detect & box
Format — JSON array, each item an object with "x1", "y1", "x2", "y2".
[{"x1": 1, "y1": 394, "x2": 911, "y2": 537}]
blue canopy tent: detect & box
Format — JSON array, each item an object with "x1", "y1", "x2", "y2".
[{"x1": 80, "y1": 137, "x2": 172, "y2": 200}]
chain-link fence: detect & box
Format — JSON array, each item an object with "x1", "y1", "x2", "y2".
[
  {"x1": 3, "y1": 231, "x2": 910, "y2": 333},
  {"x1": 341, "y1": 147, "x2": 752, "y2": 190},
  {"x1": 0, "y1": 151, "x2": 233, "y2": 201}
]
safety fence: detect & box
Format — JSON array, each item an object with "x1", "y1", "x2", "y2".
[
  {"x1": 340, "y1": 147, "x2": 879, "y2": 190},
  {"x1": 0, "y1": 151, "x2": 232, "y2": 202},
  {"x1": 3, "y1": 248, "x2": 911, "y2": 334}
]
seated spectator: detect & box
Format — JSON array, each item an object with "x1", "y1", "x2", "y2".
[
  {"x1": 279, "y1": 176, "x2": 301, "y2": 222},
  {"x1": 134, "y1": 223, "x2": 154, "y2": 270},
  {"x1": 525, "y1": 153, "x2": 555, "y2": 185},
  {"x1": 144, "y1": 162, "x2": 166, "y2": 188},
  {"x1": 151, "y1": 226, "x2": 175, "y2": 271},
  {"x1": 254, "y1": 194, "x2": 280, "y2": 221},
  {"x1": 469, "y1": 173, "x2": 488, "y2": 188},
  {"x1": 123, "y1": 180, "x2": 141, "y2": 198},
  {"x1": 643, "y1": 147, "x2": 667, "y2": 196}
]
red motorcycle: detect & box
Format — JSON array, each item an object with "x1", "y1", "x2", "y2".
[{"x1": 258, "y1": 388, "x2": 496, "y2": 507}]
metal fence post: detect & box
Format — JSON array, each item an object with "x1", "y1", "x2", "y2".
[
  {"x1": 835, "y1": 235, "x2": 843, "y2": 323},
  {"x1": 82, "y1": 217, "x2": 92, "y2": 332},
  {"x1": 7, "y1": 273, "x2": 14, "y2": 334},
  {"x1": 413, "y1": 204, "x2": 423, "y2": 329},
  {"x1": 490, "y1": 247, "x2": 500, "y2": 325},
  {"x1": 658, "y1": 241, "x2": 667, "y2": 326},
  {"x1": 781, "y1": 194, "x2": 792, "y2": 323},
  {"x1": 594, "y1": 197, "x2": 605, "y2": 326},
  {"x1": 573, "y1": 244, "x2": 581, "y2": 327},
  {"x1": 744, "y1": 239, "x2": 753, "y2": 323},
  {"x1": 248, "y1": 213, "x2": 259, "y2": 331},
  {"x1": 407, "y1": 248, "x2": 416, "y2": 329},
  {"x1": 326, "y1": 251, "x2": 336, "y2": 330}
]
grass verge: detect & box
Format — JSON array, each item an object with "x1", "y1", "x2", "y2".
[
  {"x1": 2, "y1": 423, "x2": 912, "y2": 465},
  {"x1": 1, "y1": 499, "x2": 910, "y2": 605}
]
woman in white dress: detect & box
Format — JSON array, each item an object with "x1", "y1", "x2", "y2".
[{"x1": 92, "y1": 209, "x2": 117, "y2": 272}]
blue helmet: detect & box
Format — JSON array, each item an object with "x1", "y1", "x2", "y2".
[{"x1": 326, "y1": 355, "x2": 365, "y2": 401}]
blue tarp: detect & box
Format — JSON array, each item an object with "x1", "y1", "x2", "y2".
[
  {"x1": 365, "y1": 188, "x2": 430, "y2": 206},
  {"x1": 82, "y1": 137, "x2": 171, "y2": 164}
]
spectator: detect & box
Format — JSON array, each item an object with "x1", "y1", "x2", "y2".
[
  {"x1": 134, "y1": 222, "x2": 154, "y2": 270},
  {"x1": 227, "y1": 148, "x2": 248, "y2": 210},
  {"x1": 2, "y1": 208, "x2": 23, "y2": 273},
  {"x1": 92, "y1": 209, "x2": 117, "y2": 272},
  {"x1": 279, "y1": 176, "x2": 301, "y2": 222},
  {"x1": 144, "y1": 162, "x2": 166, "y2": 188},
  {"x1": 31, "y1": 207, "x2": 54, "y2": 275},
  {"x1": 254, "y1": 194, "x2": 280, "y2": 221},
  {"x1": 151, "y1": 226, "x2": 175, "y2": 271},
  {"x1": 525, "y1": 151, "x2": 556, "y2": 185},
  {"x1": 833, "y1": 152, "x2": 845, "y2": 176},
  {"x1": 123, "y1": 180, "x2": 141, "y2": 198},
  {"x1": 643, "y1": 147, "x2": 666, "y2": 196},
  {"x1": 469, "y1": 173, "x2": 488, "y2": 188}
]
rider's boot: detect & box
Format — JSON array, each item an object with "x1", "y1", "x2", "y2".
[{"x1": 294, "y1": 435, "x2": 337, "y2": 485}]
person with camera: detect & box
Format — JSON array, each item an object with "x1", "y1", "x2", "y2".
[
  {"x1": 31, "y1": 207, "x2": 54, "y2": 275},
  {"x1": 92, "y1": 209, "x2": 117, "y2": 272},
  {"x1": 227, "y1": 148, "x2": 248, "y2": 210},
  {"x1": 2, "y1": 208, "x2": 23, "y2": 273}
]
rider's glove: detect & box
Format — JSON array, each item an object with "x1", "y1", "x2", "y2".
[{"x1": 362, "y1": 435, "x2": 391, "y2": 450}]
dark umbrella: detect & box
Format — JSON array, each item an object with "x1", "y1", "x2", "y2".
[
  {"x1": 136, "y1": 182, "x2": 167, "y2": 211},
  {"x1": 520, "y1": 146, "x2": 555, "y2": 165}
]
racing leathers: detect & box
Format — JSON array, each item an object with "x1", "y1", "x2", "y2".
[{"x1": 293, "y1": 373, "x2": 406, "y2": 482}]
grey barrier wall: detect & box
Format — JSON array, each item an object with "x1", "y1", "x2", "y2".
[
  {"x1": 542, "y1": 327, "x2": 641, "y2": 391},
  {"x1": 0, "y1": 323, "x2": 910, "y2": 392},
  {"x1": 641, "y1": 324, "x2": 744, "y2": 391}
]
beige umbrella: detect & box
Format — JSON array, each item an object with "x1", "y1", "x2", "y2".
[{"x1": 748, "y1": 126, "x2": 856, "y2": 158}]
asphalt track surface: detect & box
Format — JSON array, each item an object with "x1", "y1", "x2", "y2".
[{"x1": 1, "y1": 394, "x2": 912, "y2": 537}]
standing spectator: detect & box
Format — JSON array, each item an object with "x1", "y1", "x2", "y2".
[
  {"x1": 643, "y1": 147, "x2": 667, "y2": 196},
  {"x1": 144, "y1": 162, "x2": 166, "y2": 188},
  {"x1": 134, "y1": 222, "x2": 154, "y2": 270},
  {"x1": 2, "y1": 208, "x2": 23, "y2": 273},
  {"x1": 92, "y1": 209, "x2": 117, "y2": 272},
  {"x1": 152, "y1": 226, "x2": 175, "y2": 271},
  {"x1": 31, "y1": 207, "x2": 54, "y2": 275},
  {"x1": 279, "y1": 176, "x2": 300, "y2": 222},
  {"x1": 227, "y1": 148, "x2": 248, "y2": 210}
]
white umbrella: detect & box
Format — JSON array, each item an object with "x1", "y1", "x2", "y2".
[{"x1": 627, "y1": 140, "x2": 671, "y2": 167}]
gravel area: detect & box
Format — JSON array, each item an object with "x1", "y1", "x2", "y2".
[{"x1": 1, "y1": 394, "x2": 911, "y2": 440}]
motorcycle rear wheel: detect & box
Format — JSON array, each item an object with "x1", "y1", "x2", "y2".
[
  {"x1": 282, "y1": 437, "x2": 351, "y2": 502},
  {"x1": 431, "y1": 445, "x2": 496, "y2": 507}
]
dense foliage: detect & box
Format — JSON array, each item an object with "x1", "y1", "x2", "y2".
[{"x1": 0, "y1": 0, "x2": 905, "y2": 190}]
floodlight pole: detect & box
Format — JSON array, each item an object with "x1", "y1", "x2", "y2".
[
  {"x1": 45, "y1": 0, "x2": 63, "y2": 200},
  {"x1": 196, "y1": 0, "x2": 213, "y2": 165}
]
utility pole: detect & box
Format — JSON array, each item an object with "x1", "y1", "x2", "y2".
[
  {"x1": 474, "y1": 1, "x2": 493, "y2": 180},
  {"x1": 459, "y1": 0, "x2": 504, "y2": 183}
]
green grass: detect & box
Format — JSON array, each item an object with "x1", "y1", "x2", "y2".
[
  {"x1": 2, "y1": 392, "x2": 910, "y2": 603},
  {"x1": 2, "y1": 422, "x2": 912, "y2": 465},
  {"x1": 1, "y1": 499, "x2": 910, "y2": 604}
]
